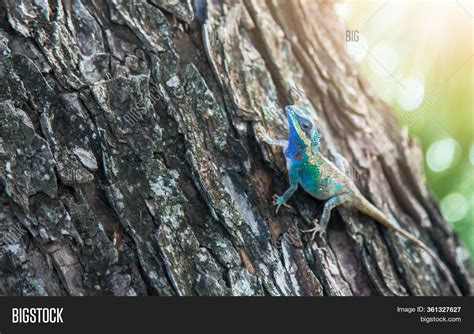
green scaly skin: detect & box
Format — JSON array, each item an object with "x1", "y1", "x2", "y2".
[{"x1": 260, "y1": 105, "x2": 461, "y2": 296}]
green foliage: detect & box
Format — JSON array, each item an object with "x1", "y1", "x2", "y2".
[{"x1": 344, "y1": 1, "x2": 473, "y2": 261}]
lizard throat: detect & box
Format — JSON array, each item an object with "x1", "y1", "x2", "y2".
[{"x1": 285, "y1": 131, "x2": 311, "y2": 161}]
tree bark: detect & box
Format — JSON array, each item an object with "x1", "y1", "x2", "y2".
[{"x1": 0, "y1": 0, "x2": 472, "y2": 296}]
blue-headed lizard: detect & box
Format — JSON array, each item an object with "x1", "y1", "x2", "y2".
[{"x1": 260, "y1": 105, "x2": 461, "y2": 296}]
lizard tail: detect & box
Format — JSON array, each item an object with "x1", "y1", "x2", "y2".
[{"x1": 354, "y1": 195, "x2": 462, "y2": 296}]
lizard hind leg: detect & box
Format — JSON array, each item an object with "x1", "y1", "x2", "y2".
[
  {"x1": 301, "y1": 193, "x2": 351, "y2": 241},
  {"x1": 259, "y1": 132, "x2": 288, "y2": 148}
]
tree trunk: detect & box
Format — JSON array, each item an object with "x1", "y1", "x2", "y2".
[{"x1": 0, "y1": 0, "x2": 472, "y2": 296}]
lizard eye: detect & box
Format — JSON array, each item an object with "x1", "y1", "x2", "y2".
[{"x1": 301, "y1": 122, "x2": 311, "y2": 130}]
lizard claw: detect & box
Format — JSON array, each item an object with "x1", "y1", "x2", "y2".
[
  {"x1": 273, "y1": 194, "x2": 282, "y2": 213},
  {"x1": 273, "y1": 194, "x2": 291, "y2": 213},
  {"x1": 300, "y1": 220, "x2": 326, "y2": 242}
]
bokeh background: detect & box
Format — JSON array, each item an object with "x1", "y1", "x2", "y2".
[{"x1": 334, "y1": 0, "x2": 473, "y2": 261}]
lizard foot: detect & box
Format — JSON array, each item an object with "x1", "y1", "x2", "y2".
[
  {"x1": 300, "y1": 220, "x2": 326, "y2": 241},
  {"x1": 273, "y1": 194, "x2": 292, "y2": 213}
]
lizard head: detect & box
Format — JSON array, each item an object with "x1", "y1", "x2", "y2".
[
  {"x1": 285, "y1": 105, "x2": 319, "y2": 160},
  {"x1": 286, "y1": 105, "x2": 314, "y2": 146}
]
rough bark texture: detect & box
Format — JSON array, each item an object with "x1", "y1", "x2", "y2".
[{"x1": 0, "y1": 0, "x2": 472, "y2": 296}]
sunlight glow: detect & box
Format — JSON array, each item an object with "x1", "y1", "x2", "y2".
[
  {"x1": 335, "y1": 2, "x2": 352, "y2": 20},
  {"x1": 396, "y1": 77, "x2": 425, "y2": 111},
  {"x1": 368, "y1": 43, "x2": 398, "y2": 77},
  {"x1": 426, "y1": 138, "x2": 461, "y2": 172},
  {"x1": 440, "y1": 193, "x2": 469, "y2": 223},
  {"x1": 346, "y1": 33, "x2": 368, "y2": 63}
]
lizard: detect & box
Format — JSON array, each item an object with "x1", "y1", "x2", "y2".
[{"x1": 260, "y1": 104, "x2": 462, "y2": 296}]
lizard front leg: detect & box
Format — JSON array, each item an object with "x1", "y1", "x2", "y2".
[
  {"x1": 259, "y1": 132, "x2": 288, "y2": 148},
  {"x1": 273, "y1": 167, "x2": 299, "y2": 213}
]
